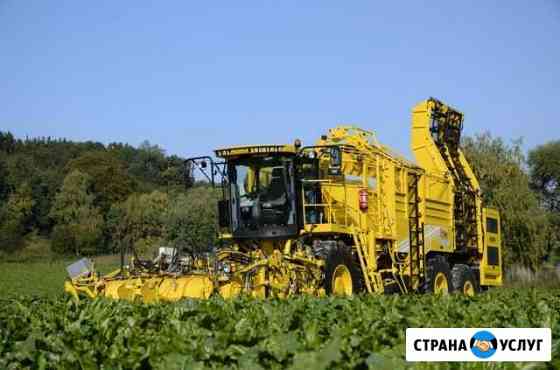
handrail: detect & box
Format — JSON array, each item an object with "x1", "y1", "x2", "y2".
[
  {"x1": 302, "y1": 182, "x2": 356, "y2": 227},
  {"x1": 351, "y1": 229, "x2": 373, "y2": 293}
]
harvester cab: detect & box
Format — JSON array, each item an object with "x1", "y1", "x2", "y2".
[
  {"x1": 216, "y1": 146, "x2": 299, "y2": 240},
  {"x1": 64, "y1": 98, "x2": 503, "y2": 302}
]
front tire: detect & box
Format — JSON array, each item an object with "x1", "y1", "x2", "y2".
[
  {"x1": 451, "y1": 264, "x2": 478, "y2": 297},
  {"x1": 324, "y1": 244, "x2": 363, "y2": 296},
  {"x1": 423, "y1": 255, "x2": 452, "y2": 295}
]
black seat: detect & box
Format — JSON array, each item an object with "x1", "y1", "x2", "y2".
[
  {"x1": 260, "y1": 167, "x2": 288, "y2": 224},
  {"x1": 262, "y1": 168, "x2": 286, "y2": 205}
]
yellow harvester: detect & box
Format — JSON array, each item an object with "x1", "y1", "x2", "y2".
[{"x1": 65, "y1": 98, "x2": 502, "y2": 301}]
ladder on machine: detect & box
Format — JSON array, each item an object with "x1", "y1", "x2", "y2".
[
  {"x1": 351, "y1": 228, "x2": 385, "y2": 294},
  {"x1": 407, "y1": 173, "x2": 425, "y2": 291}
]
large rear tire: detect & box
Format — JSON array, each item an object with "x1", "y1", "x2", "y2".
[
  {"x1": 451, "y1": 264, "x2": 478, "y2": 297},
  {"x1": 324, "y1": 243, "x2": 363, "y2": 296},
  {"x1": 423, "y1": 255, "x2": 452, "y2": 295}
]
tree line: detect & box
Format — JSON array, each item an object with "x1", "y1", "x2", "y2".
[
  {"x1": 0, "y1": 131, "x2": 216, "y2": 257},
  {"x1": 463, "y1": 134, "x2": 559, "y2": 270},
  {"x1": 0, "y1": 130, "x2": 558, "y2": 271}
]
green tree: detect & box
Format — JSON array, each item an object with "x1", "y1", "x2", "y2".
[
  {"x1": 0, "y1": 131, "x2": 189, "y2": 249},
  {"x1": 162, "y1": 155, "x2": 191, "y2": 190},
  {"x1": 528, "y1": 140, "x2": 560, "y2": 264},
  {"x1": 128, "y1": 141, "x2": 167, "y2": 191},
  {"x1": 50, "y1": 170, "x2": 104, "y2": 255},
  {"x1": 66, "y1": 151, "x2": 135, "y2": 211},
  {"x1": 462, "y1": 133, "x2": 550, "y2": 270},
  {"x1": 4, "y1": 153, "x2": 36, "y2": 195},
  {"x1": 0, "y1": 183, "x2": 35, "y2": 252},
  {"x1": 0, "y1": 159, "x2": 9, "y2": 203},
  {"x1": 0, "y1": 131, "x2": 16, "y2": 153},
  {"x1": 108, "y1": 190, "x2": 169, "y2": 256},
  {"x1": 166, "y1": 186, "x2": 219, "y2": 254}
]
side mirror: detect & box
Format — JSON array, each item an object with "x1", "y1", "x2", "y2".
[{"x1": 329, "y1": 147, "x2": 342, "y2": 175}]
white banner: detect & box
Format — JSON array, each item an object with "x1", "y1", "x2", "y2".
[{"x1": 406, "y1": 328, "x2": 551, "y2": 362}]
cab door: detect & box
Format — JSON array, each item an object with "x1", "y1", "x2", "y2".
[{"x1": 480, "y1": 208, "x2": 503, "y2": 286}]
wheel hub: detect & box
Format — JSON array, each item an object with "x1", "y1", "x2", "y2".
[
  {"x1": 434, "y1": 272, "x2": 449, "y2": 295},
  {"x1": 463, "y1": 280, "x2": 475, "y2": 296},
  {"x1": 332, "y1": 265, "x2": 353, "y2": 296}
]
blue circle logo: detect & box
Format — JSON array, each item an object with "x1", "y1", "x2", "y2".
[{"x1": 470, "y1": 331, "x2": 498, "y2": 359}]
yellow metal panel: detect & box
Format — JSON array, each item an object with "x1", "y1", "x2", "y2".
[
  {"x1": 424, "y1": 224, "x2": 454, "y2": 253},
  {"x1": 480, "y1": 208, "x2": 503, "y2": 286},
  {"x1": 218, "y1": 279, "x2": 243, "y2": 299},
  {"x1": 302, "y1": 224, "x2": 352, "y2": 235},
  {"x1": 411, "y1": 100, "x2": 449, "y2": 176},
  {"x1": 158, "y1": 275, "x2": 214, "y2": 301},
  {"x1": 382, "y1": 160, "x2": 397, "y2": 238},
  {"x1": 215, "y1": 144, "x2": 296, "y2": 158}
]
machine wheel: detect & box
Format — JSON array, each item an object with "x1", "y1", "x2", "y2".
[
  {"x1": 423, "y1": 255, "x2": 452, "y2": 295},
  {"x1": 324, "y1": 244, "x2": 363, "y2": 296},
  {"x1": 451, "y1": 264, "x2": 478, "y2": 297}
]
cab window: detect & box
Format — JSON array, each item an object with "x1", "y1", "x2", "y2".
[{"x1": 486, "y1": 217, "x2": 499, "y2": 234}]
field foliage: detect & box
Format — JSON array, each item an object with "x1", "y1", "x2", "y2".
[{"x1": 0, "y1": 289, "x2": 558, "y2": 369}]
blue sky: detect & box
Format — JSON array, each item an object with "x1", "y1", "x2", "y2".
[{"x1": 1, "y1": 1, "x2": 559, "y2": 159}]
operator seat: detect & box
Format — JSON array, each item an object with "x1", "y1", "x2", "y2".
[{"x1": 260, "y1": 167, "x2": 289, "y2": 224}]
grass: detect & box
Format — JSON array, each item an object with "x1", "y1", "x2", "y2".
[
  {"x1": 0, "y1": 234, "x2": 121, "y2": 297},
  {"x1": 505, "y1": 264, "x2": 560, "y2": 289},
  {"x1": 0, "y1": 254, "x2": 121, "y2": 297}
]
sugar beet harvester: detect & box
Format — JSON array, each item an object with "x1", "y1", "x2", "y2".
[{"x1": 65, "y1": 98, "x2": 503, "y2": 301}]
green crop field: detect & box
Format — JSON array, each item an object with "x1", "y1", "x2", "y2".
[
  {"x1": 0, "y1": 286, "x2": 558, "y2": 369},
  {"x1": 0, "y1": 258, "x2": 558, "y2": 369},
  {"x1": 0, "y1": 256, "x2": 121, "y2": 298}
]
